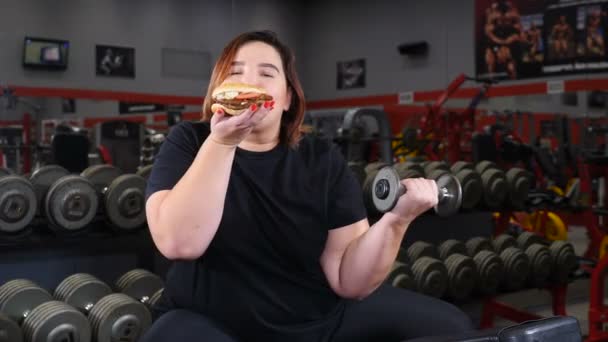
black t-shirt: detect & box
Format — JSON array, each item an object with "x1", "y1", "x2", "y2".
[{"x1": 146, "y1": 121, "x2": 368, "y2": 341}]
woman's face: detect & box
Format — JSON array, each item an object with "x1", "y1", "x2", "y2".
[{"x1": 221, "y1": 41, "x2": 291, "y2": 133}]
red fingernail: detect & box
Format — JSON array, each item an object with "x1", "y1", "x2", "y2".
[
  {"x1": 264, "y1": 101, "x2": 271, "y2": 109},
  {"x1": 270, "y1": 101, "x2": 275, "y2": 107},
  {"x1": 250, "y1": 104, "x2": 258, "y2": 111},
  {"x1": 217, "y1": 108, "x2": 224, "y2": 114}
]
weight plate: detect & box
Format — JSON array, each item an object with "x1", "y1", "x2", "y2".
[
  {"x1": 407, "y1": 241, "x2": 438, "y2": 262},
  {"x1": 105, "y1": 175, "x2": 147, "y2": 231},
  {"x1": 455, "y1": 169, "x2": 483, "y2": 210},
  {"x1": 500, "y1": 247, "x2": 530, "y2": 291},
  {"x1": 506, "y1": 168, "x2": 530, "y2": 209},
  {"x1": 516, "y1": 231, "x2": 545, "y2": 250},
  {"x1": 426, "y1": 169, "x2": 449, "y2": 181},
  {"x1": 475, "y1": 161, "x2": 498, "y2": 175},
  {"x1": 147, "y1": 289, "x2": 164, "y2": 310},
  {"x1": 135, "y1": 165, "x2": 153, "y2": 182},
  {"x1": 29, "y1": 165, "x2": 69, "y2": 215},
  {"x1": 22, "y1": 300, "x2": 90, "y2": 342},
  {"x1": 369, "y1": 167, "x2": 401, "y2": 214},
  {"x1": 423, "y1": 161, "x2": 450, "y2": 177},
  {"x1": 115, "y1": 269, "x2": 163, "y2": 305},
  {"x1": 0, "y1": 176, "x2": 37, "y2": 234},
  {"x1": 89, "y1": 293, "x2": 152, "y2": 342},
  {"x1": 80, "y1": 165, "x2": 123, "y2": 194},
  {"x1": 393, "y1": 162, "x2": 425, "y2": 180},
  {"x1": 473, "y1": 250, "x2": 504, "y2": 296},
  {"x1": 444, "y1": 254, "x2": 477, "y2": 300},
  {"x1": 44, "y1": 175, "x2": 98, "y2": 233},
  {"x1": 492, "y1": 234, "x2": 517, "y2": 254},
  {"x1": 549, "y1": 241, "x2": 578, "y2": 284},
  {"x1": 54, "y1": 274, "x2": 113, "y2": 314},
  {"x1": 364, "y1": 162, "x2": 389, "y2": 175},
  {"x1": 0, "y1": 167, "x2": 12, "y2": 177},
  {"x1": 362, "y1": 169, "x2": 379, "y2": 214},
  {"x1": 466, "y1": 237, "x2": 493, "y2": 257},
  {"x1": 0, "y1": 279, "x2": 52, "y2": 324},
  {"x1": 0, "y1": 312, "x2": 22, "y2": 342},
  {"x1": 388, "y1": 262, "x2": 416, "y2": 291},
  {"x1": 525, "y1": 244, "x2": 552, "y2": 288},
  {"x1": 434, "y1": 173, "x2": 462, "y2": 217},
  {"x1": 411, "y1": 257, "x2": 448, "y2": 298},
  {"x1": 348, "y1": 162, "x2": 366, "y2": 186},
  {"x1": 397, "y1": 247, "x2": 409, "y2": 263},
  {"x1": 450, "y1": 161, "x2": 473, "y2": 174},
  {"x1": 480, "y1": 169, "x2": 508, "y2": 208},
  {"x1": 438, "y1": 240, "x2": 467, "y2": 260}
]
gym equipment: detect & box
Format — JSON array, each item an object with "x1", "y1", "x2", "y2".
[
  {"x1": 411, "y1": 257, "x2": 448, "y2": 298},
  {"x1": 147, "y1": 289, "x2": 164, "y2": 310},
  {"x1": 453, "y1": 169, "x2": 483, "y2": 210},
  {"x1": 407, "y1": 241, "x2": 438, "y2": 262},
  {"x1": 492, "y1": 234, "x2": 517, "y2": 254},
  {"x1": 465, "y1": 237, "x2": 493, "y2": 257},
  {"x1": 516, "y1": 231, "x2": 544, "y2": 250},
  {"x1": 54, "y1": 273, "x2": 152, "y2": 342},
  {"x1": 505, "y1": 168, "x2": 530, "y2": 209},
  {"x1": 473, "y1": 250, "x2": 504, "y2": 295},
  {"x1": 393, "y1": 162, "x2": 424, "y2": 179},
  {"x1": 0, "y1": 312, "x2": 23, "y2": 342},
  {"x1": 81, "y1": 165, "x2": 147, "y2": 231},
  {"x1": 30, "y1": 165, "x2": 99, "y2": 233},
  {"x1": 437, "y1": 240, "x2": 477, "y2": 300},
  {"x1": 0, "y1": 172, "x2": 37, "y2": 234},
  {"x1": 364, "y1": 162, "x2": 389, "y2": 174},
  {"x1": 479, "y1": 168, "x2": 508, "y2": 208},
  {"x1": 364, "y1": 166, "x2": 462, "y2": 217},
  {"x1": 135, "y1": 164, "x2": 153, "y2": 182},
  {"x1": 475, "y1": 161, "x2": 498, "y2": 175},
  {"x1": 387, "y1": 262, "x2": 416, "y2": 291},
  {"x1": 522, "y1": 243, "x2": 552, "y2": 288},
  {"x1": 450, "y1": 161, "x2": 473, "y2": 174},
  {"x1": 115, "y1": 269, "x2": 164, "y2": 309},
  {"x1": 423, "y1": 161, "x2": 450, "y2": 176},
  {"x1": 549, "y1": 240, "x2": 578, "y2": 284},
  {"x1": 348, "y1": 162, "x2": 366, "y2": 186},
  {"x1": 0, "y1": 279, "x2": 90, "y2": 342},
  {"x1": 499, "y1": 247, "x2": 530, "y2": 291}
]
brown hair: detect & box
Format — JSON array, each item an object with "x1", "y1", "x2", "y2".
[{"x1": 202, "y1": 30, "x2": 306, "y2": 148}]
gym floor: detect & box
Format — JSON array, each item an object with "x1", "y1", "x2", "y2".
[{"x1": 462, "y1": 226, "x2": 591, "y2": 336}]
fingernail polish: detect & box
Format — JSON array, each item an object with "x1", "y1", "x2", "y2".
[
  {"x1": 270, "y1": 101, "x2": 275, "y2": 107},
  {"x1": 217, "y1": 108, "x2": 224, "y2": 114},
  {"x1": 265, "y1": 101, "x2": 271, "y2": 109},
  {"x1": 250, "y1": 104, "x2": 258, "y2": 111}
]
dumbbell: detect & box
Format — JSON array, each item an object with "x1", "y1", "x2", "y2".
[
  {"x1": 449, "y1": 161, "x2": 483, "y2": 210},
  {"x1": 387, "y1": 256, "x2": 416, "y2": 291},
  {"x1": 0, "y1": 278, "x2": 90, "y2": 342},
  {"x1": 393, "y1": 162, "x2": 425, "y2": 179},
  {"x1": 147, "y1": 289, "x2": 164, "y2": 310},
  {"x1": 461, "y1": 237, "x2": 504, "y2": 296},
  {"x1": 0, "y1": 167, "x2": 37, "y2": 236},
  {"x1": 436, "y1": 240, "x2": 477, "y2": 300},
  {"x1": 54, "y1": 273, "x2": 152, "y2": 342},
  {"x1": 402, "y1": 242, "x2": 448, "y2": 298},
  {"x1": 135, "y1": 165, "x2": 153, "y2": 182},
  {"x1": 475, "y1": 161, "x2": 508, "y2": 208},
  {"x1": 364, "y1": 162, "x2": 389, "y2": 175},
  {"x1": 516, "y1": 231, "x2": 552, "y2": 288},
  {"x1": 548, "y1": 240, "x2": 578, "y2": 284},
  {"x1": 81, "y1": 165, "x2": 147, "y2": 231},
  {"x1": 491, "y1": 235, "x2": 530, "y2": 292},
  {"x1": 505, "y1": 168, "x2": 531, "y2": 209},
  {"x1": 0, "y1": 312, "x2": 23, "y2": 342},
  {"x1": 423, "y1": 161, "x2": 450, "y2": 177},
  {"x1": 29, "y1": 165, "x2": 99, "y2": 234},
  {"x1": 363, "y1": 166, "x2": 462, "y2": 217},
  {"x1": 115, "y1": 269, "x2": 164, "y2": 311}
]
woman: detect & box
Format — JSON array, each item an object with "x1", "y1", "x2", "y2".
[{"x1": 142, "y1": 30, "x2": 474, "y2": 342}]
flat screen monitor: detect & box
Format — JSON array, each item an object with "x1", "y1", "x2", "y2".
[{"x1": 23, "y1": 36, "x2": 69, "y2": 70}]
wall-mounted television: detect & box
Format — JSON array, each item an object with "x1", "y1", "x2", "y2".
[{"x1": 23, "y1": 36, "x2": 69, "y2": 70}]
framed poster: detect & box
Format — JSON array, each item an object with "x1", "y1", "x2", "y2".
[
  {"x1": 337, "y1": 59, "x2": 366, "y2": 90},
  {"x1": 96, "y1": 44, "x2": 135, "y2": 78}
]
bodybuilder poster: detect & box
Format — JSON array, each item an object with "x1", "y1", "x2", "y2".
[{"x1": 475, "y1": 0, "x2": 608, "y2": 81}]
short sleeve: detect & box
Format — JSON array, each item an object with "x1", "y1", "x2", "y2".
[
  {"x1": 326, "y1": 144, "x2": 368, "y2": 229},
  {"x1": 145, "y1": 121, "x2": 208, "y2": 201}
]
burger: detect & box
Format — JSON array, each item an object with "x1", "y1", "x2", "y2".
[{"x1": 211, "y1": 82, "x2": 274, "y2": 115}]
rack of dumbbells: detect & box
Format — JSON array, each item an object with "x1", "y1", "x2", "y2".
[
  {"x1": 0, "y1": 268, "x2": 164, "y2": 342},
  {"x1": 0, "y1": 164, "x2": 168, "y2": 341}
]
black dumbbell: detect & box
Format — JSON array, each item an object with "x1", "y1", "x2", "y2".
[
  {"x1": 115, "y1": 269, "x2": 164, "y2": 311},
  {"x1": 404, "y1": 242, "x2": 447, "y2": 298},
  {"x1": 0, "y1": 278, "x2": 90, "y2": 342},
  {"x1": 449, "y1": 162, "x2": 483, "y2": 210},
  {"x1": 364, "y1": 166, "x2": 462, "y2": 217},
  {"x1": 0, "y1": 167, "x2": 37, "y2": 236},
  {"x1": 493, "y1": 234, "x2": 517, "y2": 254},
  {"x1": 81, "y1": 165, "x2": 147, "y2": 231},
  {"x1": 54, "y1": 273, "x2": 152, "y2": 342},
  {"x1": 475, "y1": 161, "x2": 508, "y2": 208},
  {"x1": 0, "y1": 312, "x2": 23, "y2": 342},
  {"x1": 437, "y1": 240, "x2": 477, "y2": 301},
  {"x1": 29, "y1": 165, "x2": 98, "y2": 234},
  {"x1": 516, "y1": 232, "x2": 552, "y2": 288},
  {"x1": 548, "y1": 240, "x2": 578, "y2": 284},
  {"x1": 387, "y1": 262, "x2": 416, "y2": 291},
  {"x1": 464, "y1": 237, "x2": 505, "y2": 295}
]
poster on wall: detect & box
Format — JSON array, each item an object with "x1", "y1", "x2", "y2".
[
  {"x1": 475, "y1": 0, "x2": 608, "y2": 81},
  {"x1": 95, "y1": 44, "x2": 135, "y2": 78},
  {"x1": 337, "y1": 59, "x2": 366, "y2": 90}
]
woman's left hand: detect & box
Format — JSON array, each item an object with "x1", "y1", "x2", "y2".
[{"x1": 387, "y1": 178, "x2": 438, "y2": 225}]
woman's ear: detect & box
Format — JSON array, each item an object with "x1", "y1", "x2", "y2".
[{"x1": 284, "y1": 87, "x2": 292, "y2": 111}]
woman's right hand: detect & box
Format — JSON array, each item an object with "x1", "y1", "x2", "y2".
[{"x1": 208, "y1": 101, "x2": 274, "y2": 147}]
